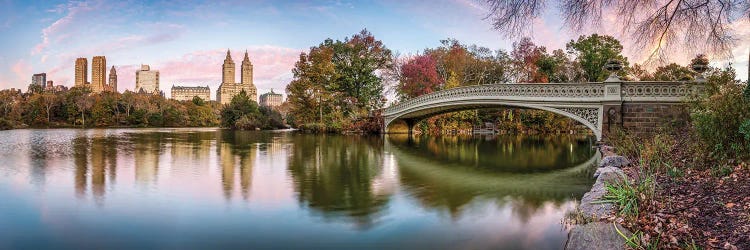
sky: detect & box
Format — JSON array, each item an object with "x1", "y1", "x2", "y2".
[{"x1": 1, "y1": 0, "x2": 749, "y2": 99}]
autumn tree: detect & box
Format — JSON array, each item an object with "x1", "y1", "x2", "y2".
[
  {"x1": 566, "y1": 34, "x2": 628, "y2": 82},
  {"x1": 398, "y1": 54, "x2": 443, "y2": 99},
  {"x1": 286, "y1": 46, "x2": 336, "y2": 127},
  {"x1": 510, "y1": 37, "x2": 547, "y2": 82}
]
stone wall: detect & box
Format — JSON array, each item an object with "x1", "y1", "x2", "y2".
[{"x1": 604, "y1": 103, "x2": 689, "y2": 138}]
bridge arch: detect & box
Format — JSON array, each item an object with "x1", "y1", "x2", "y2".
[{"x1": 384, "y1": 100, "x2": 602, "y2": 140}]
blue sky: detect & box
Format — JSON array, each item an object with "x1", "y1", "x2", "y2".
[{"x1": 1, "y1": 0, "x2": 748, "y2": 98}]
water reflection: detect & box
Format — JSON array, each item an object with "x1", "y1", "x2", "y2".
[
  {"x1": 286, "y1": 135, "x2": 390, "y2": 229},
  {"x1": 0, "y1": 128, "x2": 597, "y2": 249},
  {"x1": 387, "y1": 134, "x2": 597, "y2": 222},
  {"x1": 217, "y1": 131, "x2": 262, "y2": 200}
]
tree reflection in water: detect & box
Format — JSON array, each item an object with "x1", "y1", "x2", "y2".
[{"x1": 286, "y1": 134, "x2": 389, "y2": 230}]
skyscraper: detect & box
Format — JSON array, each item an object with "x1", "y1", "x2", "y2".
[
  {"x1": 108, "y1": 66, "x2": 117, "y2": 93},
  {"x1": 32, "y1": 73, "x2": 47, "y2": 89},
  {"x1": 74, "y1": 58, "x2": 88, "y2": 87},
  {"x1": 136, "y1": 64, "x2": 160, "y2": 94},
  {"x1": 91, "y1": 56, "x2": 106, "y2": 93}
]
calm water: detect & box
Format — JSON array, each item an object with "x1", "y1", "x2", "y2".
[{"x1": 0, "y1": 128, "x2": 597, "y2": 249}]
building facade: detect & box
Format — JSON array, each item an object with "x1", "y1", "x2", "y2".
[
  {"x1": 259, "y1": 89, "x2": 283, "y2": 108},
  {"x1": 32, "y1": 73, "x2": 46, "y2": 89},
  {"x1": 216, "y1": 50, "x2": 257, "y2": 104},
  {"x1": 107, "y1": 66, "x2": 117, "y2": 92},
  {"x1": 74, "y1": 58, "x2": 88, "y2": 87},
  {"x1": 136, "y1": 64, "x2": 160, "y2": 94},
  {"x1": 45, "y1": 81, "x2": 67, "y2": 92},
  {"x1": 91, "y1": 56, "x2": 106, "y2": 93},
  {"x1": 171, "y1": 85, "x2": 211, "y2": 101}
]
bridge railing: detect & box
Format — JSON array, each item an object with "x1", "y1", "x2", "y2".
[
  {"x1": 384, "y1": 81, "x2": 695, "y2": 115},
  {"x1": 384, "y1": 83, "x2": 606, "y2": 114}
]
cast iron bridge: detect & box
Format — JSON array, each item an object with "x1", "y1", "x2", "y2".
[{"x1": 383, "y1": 77, "x2": 702, "y2": 140}]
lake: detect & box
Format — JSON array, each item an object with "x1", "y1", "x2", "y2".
[{"x1": 0, "y1": 128, "x2": 597, "y2": 249}]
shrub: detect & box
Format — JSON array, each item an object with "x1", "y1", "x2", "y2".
[
  {"x1": 639, "y1": 133, "x2": 674, "y2": 172},
  {"x1": 235, "y1": 114, "x2": 261, "y2": 130},
  {"x1": 690, "y1": 68, "x2": 750, "y2": 161},
  {"x1": 605, "y1": 127, "x2": 641, "y2": 159}
]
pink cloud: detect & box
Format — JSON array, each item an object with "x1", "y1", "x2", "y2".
[
  {"x1": 32, "y1": 1, "x2": 100, "y2": 55},
  {"x1": 11, "y1": 59, "x2": 31, "y2": 84}
]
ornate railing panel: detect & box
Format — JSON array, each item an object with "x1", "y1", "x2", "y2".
[{"x1": 621, "y1": 82, "x2": 691, "y2": 101}]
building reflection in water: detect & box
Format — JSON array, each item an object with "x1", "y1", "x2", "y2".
[
  {"x1": 71, "y1": 130, "x2": 119, "y2": 204},
  {"x1": 133, "y1": 132, "x2": 162, "y2": 187},
  {"x1": 217, "y1": 130, "x2": 258, "y2": 201},
  {"x1": 28, "y1": 130, "x2": 50, "y2": 188}
]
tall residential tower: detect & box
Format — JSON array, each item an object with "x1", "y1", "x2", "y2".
[
  {"x1": 74, "y1": 58, "x2": 88, "y2": 87},
  {"x1": 91, "y1": 56, "x2": 106, "y2": 93}
]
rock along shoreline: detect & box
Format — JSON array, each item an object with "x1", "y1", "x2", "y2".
[{"x1": 565, "y1": 145, "x2": 633, "y2": 250}]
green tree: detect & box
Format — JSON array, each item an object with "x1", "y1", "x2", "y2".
[
  {"x1": 566, "y1": 34, "x2": 628, "y2": 82},
  {"x1": 286, "y1": 29, "x2": 391, "y2": 132},
  {"x1": 650, "y1": 63, "x2": 696, "y2": 81},
  {"x1": 220, "y1": 90, "x2": 259, "y2": 129},
  {"x1": 192, "y1": 96, "x2": 205, "y2": 106},
  {"x1": 329, "y1": 29, "x2": 392, "y2": 112}
]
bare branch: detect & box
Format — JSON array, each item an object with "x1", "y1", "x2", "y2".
[{"x1": 484, "y1": 0, "x2": 747, "y2": 60}]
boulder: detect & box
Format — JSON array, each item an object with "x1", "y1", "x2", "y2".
[
  {"x1": 566, "y1": 222, "x2": 632, "y2": 250},
  {"x1": 599, "y1": 155, "x2": 630, "y2": 168},
  {"x1": 593, "y1": 166, "x2": 627, "y2": 182},
  {"x1": 581, "y1": 167, "x2": 626, "y2": 219}
]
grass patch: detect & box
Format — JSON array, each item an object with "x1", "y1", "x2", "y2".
[{"x1": 596, "y1": 177, "x2": 654, "y2": 219}]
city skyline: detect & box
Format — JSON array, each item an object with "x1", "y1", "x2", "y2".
[{"x1": 3, "y1": 0, "x2": 750, "y2": 99}]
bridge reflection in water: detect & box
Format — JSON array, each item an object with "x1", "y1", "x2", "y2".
[{"x1": 385, "y1": 134, "x2": 599, "y2": 219}]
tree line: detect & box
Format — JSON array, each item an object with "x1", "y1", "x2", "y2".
[
  {"x1": 0, "y1": 85, "x2": 286, "y2": 131},
  {"x1": 0, "y1": 86, "x2": 219, "y2": 130},
  {"x1": 284, "y1": 30, "x2": 705, "y2": 135}
]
